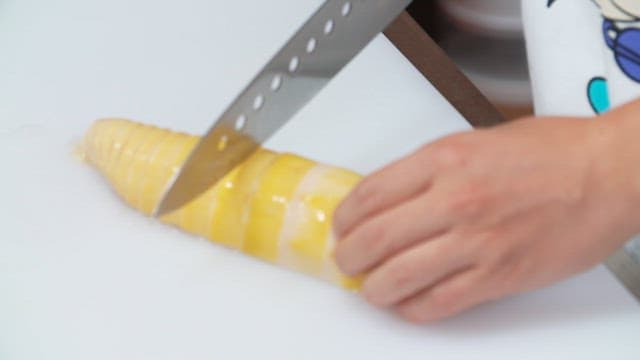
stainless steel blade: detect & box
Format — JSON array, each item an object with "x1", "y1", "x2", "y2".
[
  {"x1": 155, "y1": 0, "x2": 412, "y2": 217},
  {"x1": 606, "y1": 249, "x2": 640, "y2": 302}
]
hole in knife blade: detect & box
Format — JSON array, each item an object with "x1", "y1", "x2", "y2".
[
  {"x1": 271, "y1": 75, "x2": 282, "y2": 91},
  {"x1": 217, "y1": 135, "x2": 228, "y2": 151},
  {"x1": 235, "y1": 114, "x2": 247, "y2": 131},
  {"x1": 253, "y1": 94, "x2": 264, "y2": 110},
  {"x1": 324, "y1": 19, "x2": 334, "y2": 35},
  {"x1": 341, "y1": 2, "x2": 352, "y2": 17},
  {"x1": 289, "y1": 56, "x2": 299, "y2": 73},
  {"x1": 306, "y1": 37, "x2": 317, "y2": 53}
]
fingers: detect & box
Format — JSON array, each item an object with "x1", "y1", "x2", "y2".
[
  {"x1": 359, "y1": 233, "x2": 472, "y2": 307},
  {"x1": 395, "y1": 268, "x2": 489, "y2": 324},
  {"x1": 334, "y1": 188, "x2": 453, "y2": 276},
  {"x1": 333, "y1": 148, "x2": 433, "y2": 239}
]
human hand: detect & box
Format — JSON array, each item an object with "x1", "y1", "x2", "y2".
[{"x1": 333, "y1": 108, "x2": 640, "y2": 323}]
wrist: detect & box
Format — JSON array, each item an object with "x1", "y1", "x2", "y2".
[{"x1": 589, "y1": 99, "x2": 640, "y2": 235}]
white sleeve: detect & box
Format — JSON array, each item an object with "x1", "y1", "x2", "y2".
[
  {"x1": 522, "y1": 0, "x2": 640, "y2": 116},
  {"x1": 521, "y1": 0, "x2": 605, "y2": 116}
]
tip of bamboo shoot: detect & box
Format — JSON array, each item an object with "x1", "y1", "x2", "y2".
[{"x1": 72, "y1": 141, "x2": 88, "y2": 163}]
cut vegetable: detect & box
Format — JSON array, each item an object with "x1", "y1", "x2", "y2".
[{"x1": 82, "y1": 118, "x2": 362, "y2": 289}]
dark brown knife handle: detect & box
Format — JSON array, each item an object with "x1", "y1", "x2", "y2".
[{"x1": 384, "y1": 12, "x2": 506, "y2": 128}]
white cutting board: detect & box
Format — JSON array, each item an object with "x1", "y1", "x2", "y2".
[{"x1": 1, "y1": 1, "x2": 638, "y2": 359}]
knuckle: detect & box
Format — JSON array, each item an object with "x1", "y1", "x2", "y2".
[
  {"x1": 332, "y1": 206, "x2": 349, "y2": 237},
  {"x1": 335, "y1": 220, "x2": 390, "y2": 276},
  {"x1": 429, "y1": 140, "x2": 471, "y2": 170},
  {"x1": 398, "y1": 293, "x2": 459, "y2": 324},
  {"x1": 333, "y1": 179, "x2": 382, "y2": 236},
  {"x1": 335, "y1": 245, "x2": 361, "y2": 275},
  {"x1": 468, "y1": 229, "x2": 500, "y2": 256},
  {"x1": 428, "y1": 290, "x2": 460, "y2": 316},
  {"x1": 387, "y1": 261, "x2": 418, "y2": 292},
  {"x1": 472, "y1": 239, "x2": 528, "y2": 295},
  {"x1": 333, "y1": 243, "x2": 352, "y2": 273},
  {"x1": 445, "y1": 193, "x2": 475, "y2": 218},
  {"x1": 361, "y1": 281, "x2": 389, "y2": 307},
  {"x1": 474, "y1": 237, "x2": 520, "y2": 279},
  {"x1": 351, "y1": 222, "x2": 391, "y2": 274},
  {"x1": 363, "y1": 220, "x2": 391, "y2": 259},
  {"x1": 352, "y1": 178, "x2": 381, "y2": 210},
  {"x1": 493, "y1": 255, "x2": 529, "y2": 292},
  {"x1": 444, "y1": 185, "x2": 487, "y2": 219},
  {"x1": 399, "y1": 307, "x2": 431, "y2": 324}
]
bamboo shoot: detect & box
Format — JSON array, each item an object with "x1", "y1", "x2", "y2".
[{"x1": 82, "y1": 118, "x2": 362, "y2": 289}]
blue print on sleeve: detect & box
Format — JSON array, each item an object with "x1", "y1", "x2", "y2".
[
  {"x1": 603, "y1": 20, "x2": 640, "y2": 83},
  {"x1": 548, "y1": 0, "x2": 638, "y2": 114},
  {"x1": 587, "y1": 77, "x2": 611, "y2": 114}
]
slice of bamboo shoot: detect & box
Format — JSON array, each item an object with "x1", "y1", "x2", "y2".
[{"x1": 82, "y1": 118, "x2": 363, "y2": 289}]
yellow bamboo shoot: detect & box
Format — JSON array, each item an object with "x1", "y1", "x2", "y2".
[{"x1": 82, "y1": 118, "x2": 362, "y2": 289}]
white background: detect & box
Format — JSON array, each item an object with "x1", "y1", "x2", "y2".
[{"x1": 1, "y1": 1, "x2": 638, "y2": 359}]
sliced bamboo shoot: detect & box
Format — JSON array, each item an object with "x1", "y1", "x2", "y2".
[{"x1": 82, "y1": 118, "x2": 362, "y2": 289}]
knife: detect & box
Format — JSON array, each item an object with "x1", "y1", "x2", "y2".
[{"x1": 155, "y1": 0, "x2": 413, "y2": 217}]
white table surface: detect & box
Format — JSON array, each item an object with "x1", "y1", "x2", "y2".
[{"x1": 1, "y1": 1, "x2": 638, "y2": 359}]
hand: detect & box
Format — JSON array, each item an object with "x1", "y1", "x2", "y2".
[{"x1": 333, "y1": 107, "x2": 640, "y2": 323}]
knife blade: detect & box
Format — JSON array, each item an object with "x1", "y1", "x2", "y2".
[{"x1": 155, "y1": 0, "x2": 413, "y2": 217}]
